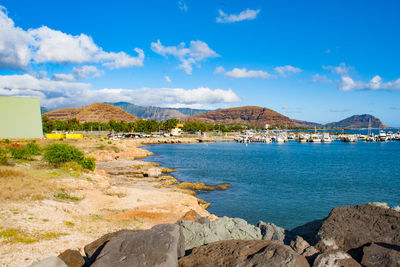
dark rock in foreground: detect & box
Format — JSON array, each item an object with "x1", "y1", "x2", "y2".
[
  {"x1": 179, "y1": 240, "x2": 310, "y2": 267},
  {"x1": 58, "y1": 249, "x2": 85, "y2": 267},
  {"x1": 315, "y1": 203, "x2": 400, "y2": 254},
  {"x1": 361, "y1": 243, "x2": 400, "y2": 267},
  {"x1": 91, "y1": 224, "x2": 184, "y2": 267}
]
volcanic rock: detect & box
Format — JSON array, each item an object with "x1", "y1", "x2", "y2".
[
  {"x1": 361, "y1": 243, "x2": 400, "y2": 267},
  {"x1": 28, "y1": 256, "x2": 68, "y2": 267},
  {"x1": 180, "y1": 216, "x2": 262, "y2": 250},
  {"x1": 58, "y1": 249, "x2": 85, "y2": 267},
  {"x1": 91, "y1": 224, "x2": 184, "y2": 267},
  {"x1": 258, "y1": 221, "x2": 286, "y2": 242},
  {"x1": 313, "y1": 250, "x2": 361, "y2": 267},
  {"x1": 179, "y1": 240, "x2": 309, "y2": 267},
  {"x1": 314, "y1": 203, "x2": 400, "y2": 253}
]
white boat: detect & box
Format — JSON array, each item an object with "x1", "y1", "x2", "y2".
[
  {"x1": 276, "y1": 135, "x2": 285, "y2": 143},
  {"x1": 344, "y1": 135, "x2": 357, "y2": 142},
  {"x1": 322, "y1": 133, "x2": 332, "y2": 143},
  {"x1": 378, "y1": 130, "x2": 388, "y2": 142},
  {"x1": 310, "y1": 134, "x2": 321, "y2": 143}
]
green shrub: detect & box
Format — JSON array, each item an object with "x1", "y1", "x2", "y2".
[
  {"x1": 9, "y1": 147, "x2": 31, "y2": 160},
  {"x1": 4, "y1": 139, "x2": 10, "y2": 144},
  {"x1": 26, "y1": 142, "x2": 41, "y2": 155},
  {"x1": 78, "y1": 157, "x2": 96, "y2": 171},
  {"x1": 0, "y1": 148, "x2": 8, "y2": 165},
  {"x1": 53, "y1": 189, "x2": 81, "y2": 201},
  {"x1": 43, "y1": 144, "x2": 84, "y2": 165}
]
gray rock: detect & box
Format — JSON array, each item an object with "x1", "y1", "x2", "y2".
[
  {"x1": 393, "y1": 206, "x2": 400, "y2": 212},
  {"x1": 181, "y1": 216, "x2": 262, "y2": 250},
  {"x1": 291, "y1": 235, "x2": 312, "y2": 255},
  {"x1": 28, "y1": 256, "x2": 68, "y2": 267},
  {"x1": 179, "y1": 240, "x2": 310, "y2": 267},
  {"x1": 313, "y1": 250, "x2": 361, "y2": 267},
  {"x1": 361, "y1": 243, "x2": 400, "y2": 267},
  {"x1": 258, "y1": 221, "x2": 286, "y2": 242},
  {"x1": 84, "y1": 229, "x2": 137, "y2": 262},
  {"x1": 91, "y1": 224, "x2": 184, "y2": 267}
]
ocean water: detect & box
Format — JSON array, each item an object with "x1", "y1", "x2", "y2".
[{"x1": 145, "y1": 141, "x2": 400, "y2": 229}]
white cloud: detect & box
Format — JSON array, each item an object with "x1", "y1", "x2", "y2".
[
  {"x1": 323, "y1": 62, "x2": 352, "y2": 75},
  {"x1": 177, "y1": 1, "x2": 188, "y2": 11},
  {"x1": 73, "y1": 65, "x2": 103, "y2": 79},
  {"x1": 311, "y1": 74, "x2": 332, "y2": 83},
  {"x1": 0, "y1": 74, "x2": 240, "y2": 109},
  {"x1": 339, "y1": 75, "x2": 400, "y2": 91},
  {"x1": 0, "y1": 7, "x2": 144, "y2": 70},
  {"x1": 165, "y1": 76, "x2": 171, "y2": 83},
  {"x1": 51, "y1": 73, "x2": 75, "y2": 82},
  {"x1": 151, "y1": 40, "x2": 219, "y2": 74},
  {"x1": 274, "y1": 65, "x2": 302, "y2": 77},
  {"x1": 216, "y1": 8, "x2": 260, "y2": 23},
  {"x1": 217, "y1": 67, "x2": 273, "y2": 79}
]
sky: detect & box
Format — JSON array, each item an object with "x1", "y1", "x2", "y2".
[{"x1": 0, "y1": 0, "x2": 399, "y2": 126}]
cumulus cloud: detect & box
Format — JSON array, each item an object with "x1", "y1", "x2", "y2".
[
  {"x1": 339, "y1": 75, "x2": 400, "y2": 91},
  {"x1": 151, "y1": 40, "x2": 219, "y2": 74},
  {"x1": 165, "y1": 76, "x2": 171, "y2": 83},
  {"x1": 0, "y1": 74, "x2": 240, "y2": 109},
  {"x1": 311, "y1": 74, "x2": 332, "y2": 83},
  {"x1": 323, "y1": 62, "x2": 352, "y2": 75},
  {"x1": 0, "y1": 7, "x2": 144, "y2": 70},
  {"x1": 216, "y1": 8, "x2": 260, "y2": 23},
  {"x1": 177, "y1": 1, "x2": 188, "y2": 11},
  {"x1": 51, "y1": 73, "x2": 76, "y2": 82},
  {"x1": 73, "y1": 65, "x2": 103, "y2": 79},
  {"x1": 216, "y1": 67, "x2": 273, "y2": 79},
  {"x1": 274, "y1": 65, "x2": 302, "y2": 77}
]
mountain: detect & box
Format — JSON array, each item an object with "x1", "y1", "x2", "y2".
[
  {"x1": 108, "y1": 102, "x2": 210, "y2": 121},
  {"x1": 291, "y1": 119, "x2": 323, "y2": 128},
  {"x1": 43, "y1": 103, "x2": 138, "y2": 123},
  {"x1": 183, "y1": 106, "x2": 295, "y2": 128},
  {"x1": 325, "y1": 114, "x2": 388, "y2": 129}
]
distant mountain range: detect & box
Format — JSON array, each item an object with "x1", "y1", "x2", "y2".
[
  {"x1": 106, "y1": 102, "x2": 210, "y2": 121},
  {"x1": 42, "y1": 102, "x2": 389, "y2": 128}
]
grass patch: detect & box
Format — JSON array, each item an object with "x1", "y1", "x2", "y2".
[
  {"x1": 53, "y1": 188, "x2": 82, "y2": 202},
  {"x1": 64, "y1": 221, "x2": 75, "y2": 227},
  {"x1": 40, "y1": 232, "x2": 65, "y2": 239},
  {"x1": 0, "y1": 228, "x2": 65, "y2": 243},
  {"x1": 0, "y1": 167, "x2": 56, "y2": 201}
]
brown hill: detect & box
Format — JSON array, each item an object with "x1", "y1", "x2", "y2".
[
  {"x1": 325, "y1": 114, "x2": 388, "y2": 129},
  {"x1": 183, "y1": 106, "x2": 295, "y2": 128},
  {"x1": 44, "y1": 103, "x2": 138, "y2": 123}
]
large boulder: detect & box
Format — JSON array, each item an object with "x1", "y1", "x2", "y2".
[
  {"x1": 180, "y1": 216, "x2": 262, "y2": 250},
  {"x1": 91, "y1": 224, "x2": 184, "y2": 267},
  {"x1": 313, "y1": 250, "x2": 361, "y2": 267},
  {"x1": 84, "y1": 229, "x2": 137, "y2": 263},
  {"x1": 28, "y1": 256, "x2": 68, "y2": 267},
  {"x1": 58, "y1": 249, "x2": 85, "y2": 267},
  {"x1": 179, "y1": 240, "x2": 310, "y2": 267},
  {"x1": 361, "y1": 243, "x2": 400, "y2": 267},
  {"x1": 257, "y1": 221, "x2": 286, "y2": 242},
  {"x1": 314, "y1": 203, "x2": 400, "y2": 253}
]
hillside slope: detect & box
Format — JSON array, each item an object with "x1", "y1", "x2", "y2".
[
  {"x1": 44, "y1": 103, "x2": 138, "y2": 123},
  {"x1": 183, "y1": 106, "x2": 295, "y2": 128},
  {"x1": 325, "y1": 114, "x2": 388, "y2": 128}
]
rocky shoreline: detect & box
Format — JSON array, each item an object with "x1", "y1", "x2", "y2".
[{"x1": 30, "y1": 202, "x2": 400, "y2": 267}]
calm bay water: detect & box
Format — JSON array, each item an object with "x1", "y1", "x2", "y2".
[{"x1": 146, "y1": 141, "x2": 400, "y2": 229}]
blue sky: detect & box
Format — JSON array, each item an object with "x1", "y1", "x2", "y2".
[{"x1": 0, "y1": 0, "x2": 399, "y2": 126}]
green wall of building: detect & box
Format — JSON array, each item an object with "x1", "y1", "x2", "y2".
[{"x1": 0, "y1": 97, "x2": 43, "y2": 139}]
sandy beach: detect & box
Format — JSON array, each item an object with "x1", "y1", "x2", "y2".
[{"x1": 0, "y1": 136, "x2": 230, "y2": 267}]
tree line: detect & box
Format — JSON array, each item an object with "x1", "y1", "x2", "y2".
[{"x1": 42, "y1": 116, "x2": 310, "y2": 134}]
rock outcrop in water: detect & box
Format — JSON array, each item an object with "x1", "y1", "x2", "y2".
[{"x1": 30, "y1": 203, "x2": 400, "y2": 267}]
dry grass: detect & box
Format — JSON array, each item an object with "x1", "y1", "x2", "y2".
[
  {"x1": 0, "y1": 167, "x2": 56, "y2": 201},
  {"x1": 0, "y1": 228, "x2": 66, "y2": 244}
]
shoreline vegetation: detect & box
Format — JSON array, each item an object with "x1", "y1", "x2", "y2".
[
  {"x1": 0, "y1": 136, "x2": 399, "y2": 266},
  {"x1": 0, "y1": 135, "x2": 231, "y2": 266}
]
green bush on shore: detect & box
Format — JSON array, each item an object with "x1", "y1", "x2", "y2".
[
  {"x1": 0, "y1": 148, "x2": 8, "y2": 165},
  {"x1": 43, "y1": 144, "x2": 95, "y2": 171}
]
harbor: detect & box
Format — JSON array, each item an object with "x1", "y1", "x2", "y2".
[{"x1": 234, "y1": 129, "x2": 400, "y2": 144}]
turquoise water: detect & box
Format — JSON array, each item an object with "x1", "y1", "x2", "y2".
[{"x1": 146, "y1": 141, "x2": 400, "y2": 229}]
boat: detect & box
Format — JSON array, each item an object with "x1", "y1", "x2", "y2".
[
  {"x1": 322, "y1": 133, "x2": 332, "y2": 143},
  {"x1": 378, "y1": 130, "x2": 388, "y2": 142},
  {"x1": 276, "y1": 135, "x2": 285, "y2": 143},
  {"x1": 310, "y1": 134, "x2": 321, "y2": 143}
]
